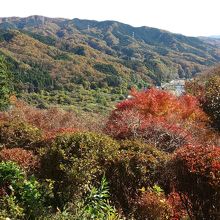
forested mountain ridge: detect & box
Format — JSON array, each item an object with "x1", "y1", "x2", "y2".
[
  {"x1": 0, "y1": 16, "x2": 220, "y2": 111},
  {"x1": 1, "y1": 16, "x2": 220, "y2": 79}
]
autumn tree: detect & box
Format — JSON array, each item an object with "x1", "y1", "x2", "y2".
[
  {"x1": 185, "y1": 67, "x2": 220, "y2": 131},
  {"x1": 166, "y1": 145, "x2": 220, "y2": 219},
  {"x1": 105, "y1": 88, "x2": 208, "y2": 152}
]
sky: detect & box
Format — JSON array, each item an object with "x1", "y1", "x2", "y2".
[{"x1": 0, "y1": 0, "x2": 219, "y2": 37}]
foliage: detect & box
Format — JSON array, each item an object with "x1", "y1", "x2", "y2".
[
  {"x1": 79, "y1": 176, "x2": 122, "y2": 219},
  {"x1": 0, "y1": 148, "x2": 39, "y2": 172},
  {"x1": 166, "y1": 144, "x2": 220, "y2": 219},
  {"x1": 167, "y1": 192, "x2": 188, "y2": 220},
  {"x1": 132, "y1": 187, "x2": 172, "y2": 220},
  {"x1": 1, "y1": 99, "x2": 107, "y2": 140},
  {"x1": 202, "y1": 76, "x2": 220, "y2": 131},
  {"x1": 0, "y1": 195, "x2": 25, "y2": 219},
  {"x1": 45, "y1": 176, "x2": 123, "y2": 220},
  {"x1": 185, "y1": 67, "x2": 220, "y2": 131},
  {"x1": 0, "y1": 120, "x2": 42, "y2": 148},
  {"x1": 105, "y1": 88, "x2": 207, "y2": 152},
  {"x1": 0, "y1": 56, "x2": 13, "y2": 111},
  {"x1": 184, "y1": 79, "x2": 205, "y2": 99},
  {"x1": 0, "y1": 161, "x2": 50, "y2": 219},
  {"x1": 1, "y1": 16, "x2": 220, "y2": 112},
  {"x1": 40, "y1": 132, "x2": 120, "y2": 208},
  {"x1": 105, "y1": 139, "x2": 169, "y2": 214},
  {"x1": 94, "y1": 63, "x2": 119, "y2": 75},
  {"x1": 0, "y1": 160, "x2": 24, "y2": 185}
]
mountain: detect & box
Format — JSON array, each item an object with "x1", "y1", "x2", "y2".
[
  {"x1": 0, "y1": 16, "x2": 220, "y2": 111},
  {"x1": 200, "y1": 36, "x2": 220, "y2": 48},
  {"x1": 209, "y1": 35, "x2": 220, "y2": 39}
]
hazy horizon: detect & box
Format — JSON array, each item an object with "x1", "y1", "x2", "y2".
[{"x1": 1, "y1": 0, "x2": 220, "y2": 37}]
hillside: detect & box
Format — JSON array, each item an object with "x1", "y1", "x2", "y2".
[
  {"x1": 0, "y1": 16, "x2": 220, "y2": 111},
  {"x1": 200, "y1": 36, "x2": 220, "y2": 49}
]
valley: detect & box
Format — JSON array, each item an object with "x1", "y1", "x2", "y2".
[{"x1": 0, "y1": 16, "x2": 220, "y2": 112}]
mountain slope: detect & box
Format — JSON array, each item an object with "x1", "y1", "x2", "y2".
[{"x1": 0, "y1": 16, "x2": 220, "y2": 111}]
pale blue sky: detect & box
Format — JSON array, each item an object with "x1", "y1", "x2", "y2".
[{"x1": 0, "y1": 0, "x2": 219, "y2": 36}]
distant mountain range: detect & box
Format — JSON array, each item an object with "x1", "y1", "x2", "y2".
[
  {"x1": 0, "y1": 16, "x2": 220, "y2": 110},
  {"x1": 209, "y1": 35, "x2": 220, "y2": 39}
]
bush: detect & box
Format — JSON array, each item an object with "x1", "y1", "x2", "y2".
[
  {"x1": 0, "y1": 148, "x2": 39, "y2": 172},
  {"x1": 202, "y1": 76, "x2": 220, "y2": 131},
  {"x1": 132, "y1": 187, "x2": 172, "y2": 220},
  {"x1": 40, "y1": 132, "x2": 120, "y2": 208},
  {"x1": 0, "y1": 161, "x2": 49, "y2": 219},
  {"x1": 4, "y1": 100, "x2": 105, "y2": 135},
  {"x1": 45, "y1": 176, "x2": 123, "y2": 220},
  {"x1": 78, "y1": 176, "x2": 122, "y2": 219},
  {"x1": 185, "y1": 72, "x2": 220, "y2": 131},
  {"x1": 105, "y1": 139, "x2": 169, "y2": 215},
  {"x1": 166, "y1": 145, "x2": 220, "y2": 219},
  {"x1": 0, "y1": 195, "x2": 25, "y2": 219},
  {"x1": 0, "y1": 121, "x2": 42, "y2": 148},
  {"x1": 167, "y1": 192, "x2": 188, "y2": 220}
]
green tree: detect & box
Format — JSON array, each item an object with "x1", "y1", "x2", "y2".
[
  {"x1": 203, "y1": 76, "x2": 220, "y2": 131},
  {"x1": 0, "y1": 56, "x2": 13, "y2": 110}
]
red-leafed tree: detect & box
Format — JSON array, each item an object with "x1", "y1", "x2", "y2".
[
  {"x1": 105, "y1": 88, "x2": 208, "y2": 152},
  {"x1": 166, "y1": 144, "x2": 220, "y2": 219}
]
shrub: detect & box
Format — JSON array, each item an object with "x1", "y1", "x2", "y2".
[
  {"x1": 105, "y1": 139, "x2": 169, "y2": 214},
  {"x1": 185, "y1": 72, "x2": 220, "y2": 131},
  {"x1": 40, "y1": 132, "x2": 120, "y2": 208},
  {"x1": 45, "y1": 176, "x2": 123, "y2": 220},
  {"x1": 79, "y1": 176, "x2": 122, "y2": 219},
  {"x1": 132, "y1": 187, "x2": 172, "y2": 220},
  {"x1": 167, "y1": 192, "x2": 188, "y2": 220},
  {"x1": 0, "y1": 148, "x2": 39, "y2": 172},
  {"x1": 0, "y1": 195, "x2": 25, "y2": 219},
  {"x1": 166, "y1": 145, "x2": 220, "y2": 219},
  {"x1": 0, "y1": 120, "x2": 42, "y2": 149},
  {"x1": 184, "y1": 79, "x2": 205, "y2": 100},
  {"x1": 0, "y1": 161, "x2": 49, "y2": 219},
  {"x1": 202, "y1": 76, "x2": 220, "y2": 131},
  {"x1": 3, "y1": 100, "x2": 105, "y2": 135}
]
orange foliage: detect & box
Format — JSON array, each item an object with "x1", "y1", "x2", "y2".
[
  {"x1": 133, "y1": 191, "x2": 172, "y2": 220},
  {"x1": 1, "y1": 99, "x2": 105, "y2": 138},
  {"x1": 106, "y1": 88, "x2": 209, "y2": 151},
  {"x1": 116, "y1": 88, "x2": 207, "y2": 123},
  {"x1": 0, "y1": 148, "x2": 39, "y2": 171},
  {"x1": 167, "y1": 192, "x2": 188, "y2": 220}
]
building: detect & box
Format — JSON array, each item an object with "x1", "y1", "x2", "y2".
[{"x1": 161, "y1": 79, "x2": 185, "y2": 96}]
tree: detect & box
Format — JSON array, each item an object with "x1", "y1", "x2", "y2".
[
  {"x1": 203, "y1": 76, "x2": 220, "y2": 131},
  {"x1": 166, "y1": 144, "x2": 220, "y2": 219},
  {"x1": 185, "y1": 67, "x2": 220, "y2": 131},
  {"x1": 0, "y1": 56, "x2": 13, "y2": 110},
  {"x1": 105, "y1": 88, "x2": 208, "y2": 152}
]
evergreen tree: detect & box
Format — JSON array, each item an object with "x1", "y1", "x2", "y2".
[{"x1": 0, "y1": 56, "x2": 13, "y2": 110}]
